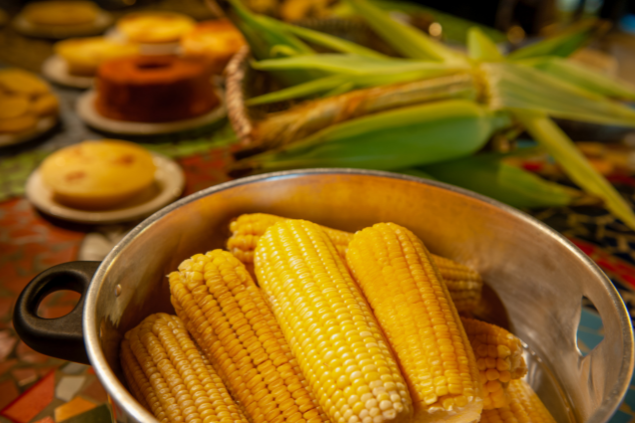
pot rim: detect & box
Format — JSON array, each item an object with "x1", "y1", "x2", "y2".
[{"x1": 83, "y1": 168, "x2": 634, "y2": 423}]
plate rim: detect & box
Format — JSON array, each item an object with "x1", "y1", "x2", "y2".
[
  {"x1": 12, "y1": 10, "x2": 113, "y2": 39},
  {"x1": 76, "y1": 89, "x2": 226, "y2": 135},
  {"x1": 25, "y1": 152, "x2": 185, "y2": 224},
  {"x1": 41, "y1": 54, "x2": 94, "y2": 89},
  {"x1": 0, "y1": 115, "x2": 58, "y2": 148}
]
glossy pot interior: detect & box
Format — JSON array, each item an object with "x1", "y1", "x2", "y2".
[{"x1": 83, "y1": 169, "x2": 633, "y2": 423}]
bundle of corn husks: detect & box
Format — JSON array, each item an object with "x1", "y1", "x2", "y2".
[{"x1": 223, "y1": 0, "x2": 635, "y2": 230}]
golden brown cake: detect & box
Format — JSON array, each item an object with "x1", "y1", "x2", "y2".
[
  {"x1": 39, "y1": 139, "x2": 157, "y2": 209},
  {"x1": 0, "y1": 69, "x2": 59, "y2": 135},
  {"x1": 181, "y1": 19, "x2": 246, "y2": 74},
  {"x1": 22, "y1": 1, "x2": 99, "y2": 26},
  {"x1": 94, "y1": 55, "x2": 219, "y2": 123},
  {"x1": 54, "y1": 37, "x2": 139, "y2": 76},
  {"x1": 116, "y1": 12, "x2": 195, "y2": 44}
]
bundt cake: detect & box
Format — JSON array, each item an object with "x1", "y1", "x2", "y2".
[{"x1": 94, "y1": 55, "x2": 219, "y2": 123}]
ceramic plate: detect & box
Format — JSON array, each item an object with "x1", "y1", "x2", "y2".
[
  {"x1": 12, "y1": 10, "x2": 113, "y2": 39},
  {"x1": 25, "y1": 152, "x2": 185, "y2": 224},
  {"x1": 76, "y1": 89, "x2": 226, "y2": 135},
  {"x1": 0, "y1": 115, "x2": 57, "y2": 148},
  {"x1": 41, "y1": 55, "x2": 94, "y2": 89},
  {"x1": 104, "y1": 28, "x2": 182, "y2": 55}
]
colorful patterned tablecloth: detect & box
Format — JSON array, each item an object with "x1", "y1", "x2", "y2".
[{"x1": 2, "y1": 30, "x2": 635, "y2": 423}]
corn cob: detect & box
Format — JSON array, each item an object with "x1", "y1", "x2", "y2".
[
  {"x1": 479, "y1": 379, "x2": 557, "y2": 423},
  {"x1": 250, "y1": 74, "x2": 477, "y2": 150},
  {"x1": 346, "y1": 222, "x2": 483, "y2": 423},
  {"x1": 231, "y1": 99, "x2": 511, "y2": 177},
  {"x1": 418, "y1": 153, "x2": 582, "y2": 209},
  {"x1": 169, "y1": 250, "x2": 329, "y2": 423},
  {"x1": 227, "y1": 213, "x2": 483, "y2": 313},
  {"x1": 120, "y1": 312, "x2": 250, "y2": 423},
  {"x1": 460, "y1": 317, "x2": 527, "y2": 410},
  {"x1": 255, "y1": 220, "x2": 413, "y2": 423}
]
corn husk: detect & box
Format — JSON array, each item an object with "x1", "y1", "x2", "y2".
[
  {"x1": 515, "y1": 110, "x2": 635, "y2": 228},
  {"x1": 231, "y1": 100, "x2": 511, "y2": 174},
  {"x1": 251, "y1": 73, "x2": 477, "y2": 149},
  {"x1": 468, "y1": 27, "x2": 504, "y2": 62},
  {"x1": 520, "y1": 56, "x2": 635, "y2": 101},
  {"x1": 343, "y1": 0, "x2": 467, "y2": 64},
  {"x1": 416, "y1": 152, "x2": 585, "y2": 209},
  {"x1": 507, "y1": 19, "x2": 602, "y2": 60},
  {"x1": 251, "y1": 54, "x2": 467, "y2": 75},
  {"x1": 482, "y1": 62, "x2": 635, "y2": 127}
]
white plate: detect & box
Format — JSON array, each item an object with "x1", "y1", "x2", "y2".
[
  {"x1": 104, "y1": 27, "x2": 182, "y2": 55},
  {"x1": 12, "y1": 10, "x2": 113, "y2": 39},
  {"x1": 42, "y1": 55, "x2": 94, "y2": 89},
  {"x1": 76, "y1": 89, "x2": 226, "y2": 135},
  {"x1": 25, "y1": 152, "x2": 185, "y2": 224},
  {"x1": 0, "y1": 115, "x2": 57, "y2": 148}
]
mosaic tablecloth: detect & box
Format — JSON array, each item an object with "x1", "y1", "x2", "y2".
[{"x1": 2, "y1": 41, "x2": 635, "y2": 423}]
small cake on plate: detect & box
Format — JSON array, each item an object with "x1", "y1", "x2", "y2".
[
  {"x1": 39, "y1": 139, "x2": 157, "y2": 210},
  {"x1": 181, "y1": 19, "x2": 246, "y2": 74},
  {"x1": 22, "y1": 1, "x2": 100, "y2": 27},
  {"x1": 94, "y1": 54, "x2": 219, "y2": 123},
  {"x1": 0, "y1": 69, "x2": 58, "y2": 135},
  {"x1": 54, "y1": 37, "x2": 139, "y2": 77},
  {"x1": 116, "y1": 12, "x2": 195, "y2": 44}
]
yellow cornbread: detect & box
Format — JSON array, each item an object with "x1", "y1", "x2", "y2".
[
  {"x1": 22, "y1": 1, "x2": 99, "y2": 26},
  {"x1": 40, "y1": 140, "x2": 157, "y2": 209},
  {"x1": 116, "y1": 12, "x2": 195, "y2": 44},
  {"x1": 55, "y1": 37, "x2": 139, "y2": 76},
  {"x1": 181, "y1": 19, "x2": 246, "y2": 74},
  {"x1": 0, "y1": 68, "x2": 50, "y2": 98},
  {"x1": 0, "y1": 69, "x2": 58, "y2": 135}
]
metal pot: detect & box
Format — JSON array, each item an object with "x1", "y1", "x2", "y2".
[{"x1": 13, "y1": 169, "x2": 634, "y2": 423}]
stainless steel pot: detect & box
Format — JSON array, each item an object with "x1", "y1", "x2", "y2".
[{"x1": 14, "y1": 169, "x2": 634, "y2": 423}]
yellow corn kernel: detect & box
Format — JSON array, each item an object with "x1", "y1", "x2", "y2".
[
  {"x1": 169, "y1": 250, "x2": 329, "y2": 423},
  {"x1": 227, "y1": 213, "x2": 483, "y2": 312},
  {"x1": 120, "y1": 313, "x2": 249, "y2": 423},
  {"x1": 480, "y1": 379, "x2": 556, "y2": 423},
  {"x1": 460, "y1": 317, "x2": 527, "y2": 410},
  {"x1": 255, "y1": 220, "x2": 413, "y2": 423},
  {"x1": 346, "y1": 222, "x2": 482, "y2": 423}
]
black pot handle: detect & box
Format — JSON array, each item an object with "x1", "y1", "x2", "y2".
[{"x1": 13, "y1": 261, "x2": 101, "y2": 365}]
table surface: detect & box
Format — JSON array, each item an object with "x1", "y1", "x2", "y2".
[{"x1": 2, "y1": 7, "x2": 635, "y2": 423}]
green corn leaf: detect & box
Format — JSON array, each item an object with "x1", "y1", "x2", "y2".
[
  {"x1": 227, "y1": 0, "x2": 322, "y2": 86},
  {"x1": 343, "y1": 0, "x2": 467, "y2": 64},
  {"x1": 467, "y1": 27, "x2": 504, "y2": 62},
  {"x1": 482, "y1": 62, "x2": 635, "y2": 127},
  {"x1": 515, "y1": 110, "x2": 635, "y2": 230},
  {"x1": 246, "y1": 75, "x2": 347, "y2": 105},
  {"x1": 246, "y1": 68, "x2": 467, "y2": 105},
  {"x1": 232, "y1": 100, "x2": 511, "y2": 172},
  {"x1": 507, "y1": 19, "x2": 599, "y2": 61},
  {"x1": 520, "y1": 56, "x2": 635, "y2": 101},
  {"x1": 272, "y1": 19, "x2": 389, "y2": 59},
  {"x1": 252, "y1": 54, "x2": 466, "y2": 76},
  {"x1": 322, "y1": 82, "x2": 356, "y2": 97},
  {"x1": 227, "y1": 0, "x2": 314, "y2": 59},
  {"x1": 417, "y1": 152, "x2": 580, "y2": 208},
  {"x1": 396, "y1": 168, "x2": 438, "y2": 180}
]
